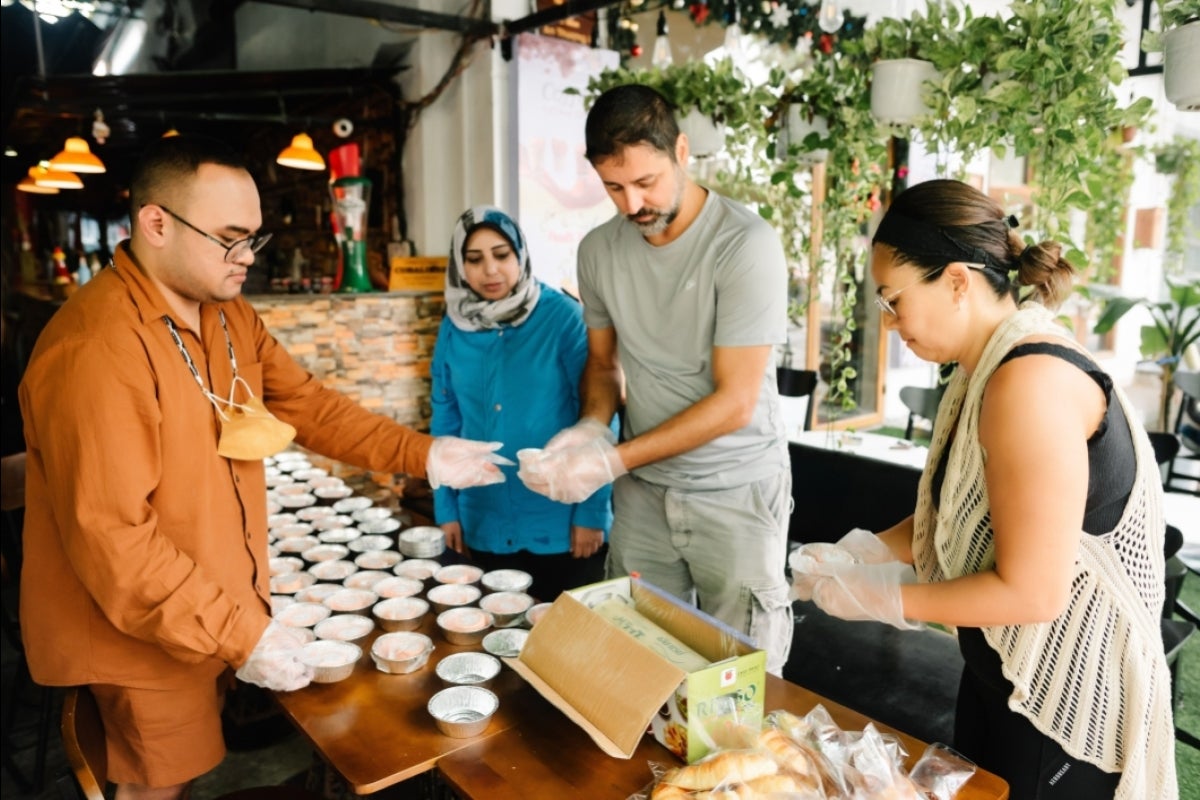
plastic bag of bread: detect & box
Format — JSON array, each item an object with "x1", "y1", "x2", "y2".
[
  {"x1": 763, "y1": 708, "x2": 847, "y2": 796},
  {"x1": 836, "y1": 722, "x2": 925, "y2": 799},
  {"x1": 907, "y1": 743, "x2": 976, "y2": 800},
  {"x1": 643, "y1": 747, "x2": 828, "y2": 799}
]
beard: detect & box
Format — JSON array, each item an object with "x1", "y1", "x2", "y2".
[{"x1": 627, "y1": 169, "x2": 685, "y2": 237}]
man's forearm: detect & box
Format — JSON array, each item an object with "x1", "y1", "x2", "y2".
[
  {"x1": 615, "y1": 388, "x2": 752, "y2": 472},
  {"x1": 579, "y1": 360, "x2": 622, "y2": 426}
]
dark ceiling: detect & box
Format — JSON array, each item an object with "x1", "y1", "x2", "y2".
[{"x1": 1, "y1": 0, "x2": 617, "y2": 214}]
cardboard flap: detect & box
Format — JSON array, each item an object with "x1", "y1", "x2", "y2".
[
  {"x1": 631, "y1": 580, "x2": 756, "y2": 663},
  {"x1": 503, "y1": 656, "x2": 629, "y2": 759},
  {"x1": 515, "y1": 592, "x2": 685, "y2": 758}
]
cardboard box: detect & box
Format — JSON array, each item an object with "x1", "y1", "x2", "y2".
[
  {"x1": 387, "y1": 254, "x2": 446, "y2": 292},
  {"x1": 504, "y1": 577, "x2": 766, "y2": 763}
]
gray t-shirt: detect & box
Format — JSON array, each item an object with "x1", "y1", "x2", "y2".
[{"x1": 578, "y1": 190, "x2": 789, "y2": 489}]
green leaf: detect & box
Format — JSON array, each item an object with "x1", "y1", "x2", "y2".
[{"x1": 1093, "y1": 296, "x2": 1142, "y2": 333}]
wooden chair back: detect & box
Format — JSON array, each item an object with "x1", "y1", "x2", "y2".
[{"x1": 60, "y1": 686, "x2": 107, "y2": 800}]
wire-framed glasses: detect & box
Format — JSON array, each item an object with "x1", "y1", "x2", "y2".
[
  {"x1": 153, "y1": 204, "x2": 272, "y2": 263},
  {"x1": 874, "y1": 263, "x2": 985, "y2": 317}
]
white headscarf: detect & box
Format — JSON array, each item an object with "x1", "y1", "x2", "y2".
[{"x1": 445, "y1": 206, "x2": 540, "y2": 332}]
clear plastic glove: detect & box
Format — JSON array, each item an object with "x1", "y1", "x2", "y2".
[
  {"x1": 518, "y1": 438, "x2": 626, "y2": 504},
  {"x1": 836, "y1": 528, "x2": 895, "y2": 564},
  {"x1": 426, "y1": 437, "x2": 514, "y2": 490},
  {"x1": 543, "y1": 418, "x2": 616, "y2": 453},
  {"x1": 809, "y1": 562, "x2": 924, "y2": 630},
  {"x1": 235, "y1": 621, "x2": 313, "y2": 692}
]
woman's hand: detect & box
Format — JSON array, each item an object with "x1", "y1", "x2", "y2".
[
  {"x1": 440, "y1": 521, "x2": 467, "y2": 555},
  {"x1": 570, "y1": 525, "x2": 604, "y2": 558}
]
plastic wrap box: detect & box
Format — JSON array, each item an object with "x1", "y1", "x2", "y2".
[{"x1": 504, "y1": 577, "x2": 766, "y2": 763}]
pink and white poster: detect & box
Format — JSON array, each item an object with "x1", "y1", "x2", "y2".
[{"x1": 515, "y1": 33, "x2": 618, "y2": 294}]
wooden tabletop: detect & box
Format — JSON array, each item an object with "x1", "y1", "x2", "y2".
[
  {"x1": 436, "y1": 675, "x2": 1010, "y2": 800},
  {"x1": 272, "y1": 615, "x2": 537, "y2": 795}
]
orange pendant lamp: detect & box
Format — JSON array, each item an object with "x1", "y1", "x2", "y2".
[
  {"x1": 17, "y1": 167, "x2": 60, "y2": 194},
  {"x1": 31, "y1": 162, "x2": 83, "y2": 190},
  {"x1": 49, "y1": 136, "x2": 106, "y2": 173},
  {"x1": 276, "y1": 133, "x2": 326, "y2": 171}
]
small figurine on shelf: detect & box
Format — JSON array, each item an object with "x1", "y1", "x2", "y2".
[
  {"x1": 50, "y1": 247, "x2": 76, "y2": 299},
  {"x1": 75, "y1": 252, "x2": 92, "y2": 286}
]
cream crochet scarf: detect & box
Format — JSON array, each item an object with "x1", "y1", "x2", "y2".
[{"x1": 912, "y1": 304, "x2": 1177, "y2": 800}]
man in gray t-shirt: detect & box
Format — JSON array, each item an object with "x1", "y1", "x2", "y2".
[{"x1": 519, "y1": 84, "x2": 793, "y2": 674}]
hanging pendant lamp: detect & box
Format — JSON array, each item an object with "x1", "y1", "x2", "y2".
[
  {"x1": 32, "y1": 162, "x2": 84, "y2": 190},
  {"x1": 49, "y1": 136, "x2": 106, "y2": 173},
  {"x1": 276, "y1": 133, "x2": 326, "y2": 171},
  {"x1": 18, "y1": 167, "x2": 60, "y2": 194}
]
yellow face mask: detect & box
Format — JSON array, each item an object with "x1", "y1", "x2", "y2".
[
  {"x1": 161, "y1": 313, "x2": 296, "y2": 462},
  {"x1": 214, "y1": 376, "x2": 297, "y2": 461}
]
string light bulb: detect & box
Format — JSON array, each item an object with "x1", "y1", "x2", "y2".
[
  {"x1": 652, "y1": 10, "x2": 673, "y2": 67},
  {"x1": 818, "y1": 0, "x2": 844, "y2": 33}
]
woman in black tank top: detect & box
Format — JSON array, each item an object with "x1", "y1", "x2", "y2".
[{"x1": 789, "y1": 180, "x2": 1171, "y2": 799}]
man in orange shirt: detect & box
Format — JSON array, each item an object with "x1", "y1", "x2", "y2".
[{"x1": 18, "y1": 135, "x2": 506, "y2": 800}]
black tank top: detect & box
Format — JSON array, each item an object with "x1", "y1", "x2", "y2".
[{"x1": 932, "y1": 343, "x2": 1138, "y2": 689}]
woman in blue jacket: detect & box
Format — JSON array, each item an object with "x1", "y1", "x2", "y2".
[{"x1": 431, "y1": 206, "x2": 612, "y2": 600}]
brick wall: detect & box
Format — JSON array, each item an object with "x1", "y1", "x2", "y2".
[
  {"x1": 250, "y1": 291, "x2": 444, "y2": 508},
  {"x1": 250, "y1": 290, "x2": 444, "y2": 430}
]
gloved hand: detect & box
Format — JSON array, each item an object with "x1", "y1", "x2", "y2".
[
  {"x1": 808, "y1": 562, "x2": 924, "y2": 630},
  {"x1": 835, "y1": 528, "x2": 895, "y2": 564},
  {"x1": 426, "y1": 437, "x2": 514, "y2": 490},
  {"x1": 543, "y1": 418, "x2": 616, "y2": 452},
  {"x1": 518, "y1": 437, "x2": 627, "y2": 504},
  {"x1": 235, "y1": 621, "x2": 313, "y2": 692}
]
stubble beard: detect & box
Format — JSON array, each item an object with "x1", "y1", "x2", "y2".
[{"x1": 628, "y1": 169, "x2": 685, "y2": 238}]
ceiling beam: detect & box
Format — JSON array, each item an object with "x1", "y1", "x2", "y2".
[
  {"x1": 501, "y1": 0, "x2": 612, "y2": 37},
  {"x1": 251, "y1": 0, "x2": 496, "y2": 36}
]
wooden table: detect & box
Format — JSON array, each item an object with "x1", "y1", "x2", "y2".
[
  {"x1": 436, "y1": 674, "x2": 1010, "y2": 800},
  {"x1": 272, "y1": 616, "x2": 538, "y2": 795}
]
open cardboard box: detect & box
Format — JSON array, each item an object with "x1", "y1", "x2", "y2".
[{"x1": 503, "y1": 577, "x2": 765, "y2": 763}]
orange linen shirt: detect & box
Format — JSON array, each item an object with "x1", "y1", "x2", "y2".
[{"x1": 19, "y1": 243, "x2": 433, "y2": 689}]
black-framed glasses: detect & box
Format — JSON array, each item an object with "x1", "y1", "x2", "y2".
[
  {"x1": 874, "y1": 263, "x2": 985, "y2": 317},
  {"x1": 153, "y1": 204, "x2": 272, "y2": 263}
]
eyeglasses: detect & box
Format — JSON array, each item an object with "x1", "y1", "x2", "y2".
[
  {"x1": 153, "y1": 204, "x2": 272, "y2": 263},
  {"x1": 874, "y1": 263, "x2": 985, "y2": 317}
]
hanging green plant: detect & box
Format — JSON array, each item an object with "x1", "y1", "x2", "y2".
[
  {"x1": 1154, "y1": 136, "x2": 1200, "y2": 275},
  {"x1": 772, "y1": 39, "x2": 887, "y2": 414},
  {"x1": 1082, "y1": 131, "x2": 1137, "y2": 285},
  {"x1": 571, "y1": 57, "x2": 772, "y2": 136}
]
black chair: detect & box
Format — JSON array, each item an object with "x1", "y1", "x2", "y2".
[
  {"x1": 899, "y1": 385, "x2": 944, "y2": 441},
  {"x1": 1167, "y1": 370, "x2": 1200, "y2": 495},
  {"x1": 777, "y1": 367, "x2": 819, "y2": 431},
  {"x1": 1, "y1": 454, "x2": 56, "y2": 795}
]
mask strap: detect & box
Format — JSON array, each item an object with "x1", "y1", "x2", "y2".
[{"x1": 162, "y1": 311, "x2": 249, "y2": 423}]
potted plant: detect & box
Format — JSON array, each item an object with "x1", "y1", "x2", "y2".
[
  {"x1": 921, "y1": 0, "x2": 1153, "y2": 244},
  {"x1": 773, "y1": 55, "x2": 848, "y2": 165},
  {"x1": 770, "y1": 40, "x2": 888, "y2": 416},
  {"x1": 860, "y1": 11, "x2": 940, "y2": 126},
  {"x1": 573, "y1": 58, "x2": 772, "y2": 158},
  {"x1": 1145, "y1": 0, "x2": 1200, "y2": 111},
  {"x1": 1093, "y1": 278, "x2": 1200, "y2": 430}
]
